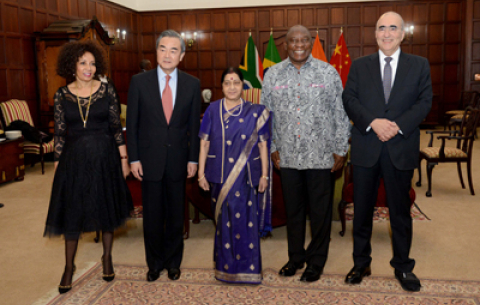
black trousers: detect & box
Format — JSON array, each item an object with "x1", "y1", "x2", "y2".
[
  {"x1": 352, "y1": 145, "x2": 415, "y2": 273},
  {"x1": 142, "y1": 163, "x2": 186, "y2": 271},
  {"x1": 280, "y1": 168, "x2": 334, "y2": 268}
]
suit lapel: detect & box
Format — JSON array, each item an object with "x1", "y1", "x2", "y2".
[
  {"x1": 170, "y1": 70, "x2": 185, "y2": 123},
  {"x1": 388, "y1": 51, "x2": 411, "y2": 105},
  {"x1": 367, "y1": 53, "x2": 385, "y2": 101}
]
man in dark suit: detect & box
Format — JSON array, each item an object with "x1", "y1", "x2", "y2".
[
  {"x1": 127, "y1": 30, "x2": 201, "y2": 282},
  {"x1": 342, "y1": 12, "x2": 432, "y2": 292}
]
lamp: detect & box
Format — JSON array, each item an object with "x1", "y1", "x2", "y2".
[
  {"x1": 113, "y1": 28, "x2": 126, "y2": 44},
  {"x1": 181, "y1": 32, "x2": 197, "y2": 49},
  {"x1": 404, "y1": 24, "x2": 414, "y2": 41}
]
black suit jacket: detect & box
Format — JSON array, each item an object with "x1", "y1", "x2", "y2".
[
  {"x1": 343, "y1": 51, "x2": 432, "y2": 170},
  {"x1": 126, "y1": 68, "x2": 201, "y2": 181}
]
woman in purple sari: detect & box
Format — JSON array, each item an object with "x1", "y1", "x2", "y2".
[{"x1": 198, "y1": 67, "x2": 272, "y2": 284}]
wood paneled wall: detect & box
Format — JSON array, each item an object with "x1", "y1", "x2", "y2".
[
  {"x1": 468, "y1": 0, "x2": 480, "y2": 91},
  {"x1": 0, "y1": 0, "x2": 475, "y2": 127},
  {"x1": 139, "y1": 0, "x2": 465, "y2": 125},
  {"x1": 0, "y1": 0, "x2": 139, "y2": 127}
]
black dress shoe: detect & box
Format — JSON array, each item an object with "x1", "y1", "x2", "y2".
[
  {"x1": 147, "y1": 269, "x2": 161, "y2": 282},
  {"x1": 278, "y1": 261, "x2": 305, "y2": 277},
  {"x1": 300, "y1": 265, "x2": 323, "y2": 282},
  {"x1": 394, "y1": 270, "x2": 421, "y2": 292},
  {"x1": 167, "y1": 268, "x2": 181, "y2": 280},
  {"x1": 345, "y1": 265, "x2": 371, "y2": 284}
]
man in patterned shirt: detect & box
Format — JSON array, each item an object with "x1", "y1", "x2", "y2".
[{"x1": 261, "y1": 25, "x2": 350, "y2": 282}]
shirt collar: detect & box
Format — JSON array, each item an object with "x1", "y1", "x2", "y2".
[
  {"x1": 157, "y1": 66, "x2": 178, "y2": 81},
  {"x1": 283, "y1": 54, "x2": 314, "y2": 70},
  {"x1": 379, "y1": 47, "x2": 401, "y2": 63}
]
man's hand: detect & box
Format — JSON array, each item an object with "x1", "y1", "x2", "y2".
[
  {"x1": 332, "y1": 153, "x2": 346, "y2": 172},
  {"x1": 187, "y1": 163, "x2": 198, "y2": 178},
  {"x1": 271, "y1": 151, "x2": 281, "y2": 170},
  {"x1": 371, "y1": 119, "x2": 399, "y2": 142},
  {"x1": 131, "y1": 162, "x2": 143, "y2": 181}
]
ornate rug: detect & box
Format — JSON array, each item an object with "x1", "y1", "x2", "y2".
[{"x1": 36, "y1": 264, "x2": 479, "y2": 304}]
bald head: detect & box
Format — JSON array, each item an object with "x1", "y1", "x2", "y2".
[
  {"x1": 377, "y1": 11, "x2": 405, "y2": 31},
  {"x1": 375, "y1": 11, "x2": 405, "y2": 56},
  {"x1": 285, "y1": 25, "x2": 313, "y2": 69},
  {"x1": 286, "y1": 25, "x2": 311, "y2": 42}
]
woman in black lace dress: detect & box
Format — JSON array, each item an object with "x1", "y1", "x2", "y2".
[{"x1": 44, "y1": 40, "x2": 133, "y2": 294}]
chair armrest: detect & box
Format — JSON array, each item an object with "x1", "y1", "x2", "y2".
[
  {"x1": 426, "y1": 130, "x2": 458, "y2": 135},
  {"x1": 426, "y1": 130, "x2": 459, "y2": 147}
]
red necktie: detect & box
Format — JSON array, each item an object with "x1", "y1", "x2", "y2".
[{"x1": 162, "y1": 75, "x2": 173, "y2": 124}]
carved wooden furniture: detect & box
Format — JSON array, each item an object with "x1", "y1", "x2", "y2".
[
  {"x1": 417, "y1": 107, "x2": 480, "y2": 197},
  {"x1": 0, "y1": 137, "x2": 25, "y2": 184},
  {"x1": 444, "y1": 91, "x2": 479, "y2": 130},
  {"x1": 0, "y1": 100, "x2": 54, "y2": 174},
  {"x1": 35, "y1": 17, "x2": 114, "y2": 133}
]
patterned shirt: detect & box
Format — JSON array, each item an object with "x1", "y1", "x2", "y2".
[{"x1": 261, "y1": 55, "x2": 351, "y2": 170}]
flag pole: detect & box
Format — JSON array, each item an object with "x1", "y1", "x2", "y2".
[
  {"x1": 340, "y1": 27, "x2": 343, "y2": 34},
  {"x1": 270, "y1": 28, "x2": 273, "y2": 35},
  {"x1": 249, "y1": 30, "x2": 252, "y2": 37}
]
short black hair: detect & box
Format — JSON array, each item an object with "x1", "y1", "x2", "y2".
[{"x1": 56, "y1": 40, "x2": 107, "y2": 79}]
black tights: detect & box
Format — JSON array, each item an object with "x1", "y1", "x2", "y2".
[{"x1": 60, "y1": 231, "x2": 114, "y2": 286}]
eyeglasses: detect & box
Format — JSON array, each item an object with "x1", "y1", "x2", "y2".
[{"x1": 287, "y1": 38, "x2": 311, "y2": 46}]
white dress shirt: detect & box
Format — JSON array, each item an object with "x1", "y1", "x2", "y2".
[
  {"x1": 379, "y1": 47, "x2": 401, "y2": 87},
  {"x1": 157, "y1": 66, "x2": 178, "y2": 108}
]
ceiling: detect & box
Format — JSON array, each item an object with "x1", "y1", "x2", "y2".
[{"x1": 107, "y1": 0, "x2": 382, "y2": 12}]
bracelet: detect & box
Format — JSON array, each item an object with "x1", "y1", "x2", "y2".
[
  {"x1": 261, "y1": 176, "x2": 269, "y2": 180},
  {"x1": 198, "y1": 175, "x2": 206, "y2": 182},
  {"x1": 120, "y1": 156, "x2": 128, "y2": 160}
]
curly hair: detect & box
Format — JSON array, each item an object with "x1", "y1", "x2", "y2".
[{"x1": 56, "y1": 40, "x2": 108, "y2": 79}]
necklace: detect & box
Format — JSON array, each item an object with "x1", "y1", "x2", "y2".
[
  {"x1": 224, "y1": 98, "x2": 243, "y2": 117},
  {"x1": 76, "y1": 81, "x2": 94, "y2": 128}
]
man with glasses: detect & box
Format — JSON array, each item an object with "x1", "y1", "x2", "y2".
[
  {"x1": 261, "y1": 25, "x2": 350, "y2": 282},
  {"x1": 343, "y1": 12, "x2": 432, "y2": 292}
]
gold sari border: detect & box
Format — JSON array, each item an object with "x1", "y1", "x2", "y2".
[
  {"x1": 215, "y1": 106, "x2": 270, "y2": 222},
  {"x1": 215, "y1": 269, "x2": 262, "y2": 283}
]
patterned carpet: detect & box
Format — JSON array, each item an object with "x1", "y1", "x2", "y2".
[{"x1": 38, "y1": 264, "x2": 479, "y2": 304}]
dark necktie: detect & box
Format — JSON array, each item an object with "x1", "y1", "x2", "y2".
[
  {"x1": 162, "y1": 75, "x2": 173, "y2": 124},
  {"x1": 383, "y1": 57, "x2": 392, "y2": 103}
]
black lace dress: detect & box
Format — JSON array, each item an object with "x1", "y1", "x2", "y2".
[{"x1": 44, "y1": 82, "x2": 133, "y2": 239}]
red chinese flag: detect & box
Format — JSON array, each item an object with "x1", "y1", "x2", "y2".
[{"x1": 329, "y1": 32, "x2": 351, "y2": 87}]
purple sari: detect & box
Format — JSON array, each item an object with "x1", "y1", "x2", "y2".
[{"x1": 199, "y1": 98, "x2": 272, "y2": 284}]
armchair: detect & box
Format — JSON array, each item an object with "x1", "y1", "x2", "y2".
[
  {"x1": 0, "y1": 100, "x2": 54, "y2": 174},
  {"x1": 444, "y1": 91, "x2": 479, "y2": 130},
  {"x1": 417, "y1": 107, "x2": 480, "y2": 197}
]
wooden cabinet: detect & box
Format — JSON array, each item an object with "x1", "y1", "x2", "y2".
[
  {"x1": 35, "y1": 17, "x2": 114, "y2": 133},
  {"x1": 0, "y1": 137, "x2": 25, "y2": 184}
]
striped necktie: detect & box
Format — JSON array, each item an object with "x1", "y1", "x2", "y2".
[{"x1": 383, "y1": 57, "x2": 393, "y2": 103}]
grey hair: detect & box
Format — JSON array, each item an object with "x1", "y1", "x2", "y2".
[
  {"x1": 376, "y1": 11, "x2": 405, "y2": 31},
  {"x1": 155, "y1": 29, "x2": 186, "y2": 53}
]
